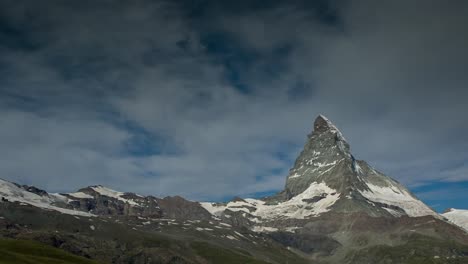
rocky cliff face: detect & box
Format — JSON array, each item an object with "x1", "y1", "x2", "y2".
[
  {"x1": 65, "y1": 186, "x2": 163, "y2": 218},
  {"x1": 63, "y1": 186, "x2": 212, "y2": 220},
  {"x1": 284, "y1": 114, "x2": 353, "y2": 198}
]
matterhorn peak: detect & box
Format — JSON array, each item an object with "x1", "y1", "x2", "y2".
[
  {"x1": 314, "y1": 114, "x2": 343, "y2": 135},
  {"x1": 282, "y1": 115, "x2": 355, "y2": 198},
  {"x1": 278, "y1": 114, "x2": 438, "y2": 218},
  {"x1": 308, "y1": 114, "x2": 351, "y2": 158},
  {"x1": 312, "y1": 114, "x2": 348, "y2": 144}
]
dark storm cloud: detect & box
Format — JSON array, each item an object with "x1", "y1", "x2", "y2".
[{"x1": 0, "y1": 0, "x2": 467, "y2": 207}]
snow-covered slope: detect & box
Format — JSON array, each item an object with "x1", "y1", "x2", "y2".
[
  {"x1": 443, "y1": 209, "x2": 468, "y2": 232},
  {"x1": 68, "y1": 191, "x2": 93, "y2": 199},
  {"x1": 0, "y1": 180, "x2": 148, "y2": 217},
  {"x1": 0, "y1": 179, "x2": 93, "y2": 216},
  {"x1": 359, "y1": 180, "x2": 436, "y2": 217},
  {"x1": 1, "y1": 179, "x2": 208, "y2": 220},
  {"x1": 201, "y1": 181, "x2": 340, "y2": 221}
]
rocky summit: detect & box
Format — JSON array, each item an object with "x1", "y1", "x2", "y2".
[
  {"x1": 1, "y1": 115, "x2": 468, "y2": 264},
  {"x1": 284, "y1": 114, "x2": 437, "y2": 217}
]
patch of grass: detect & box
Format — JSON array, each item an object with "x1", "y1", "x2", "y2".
[
  {"x1": 0, "y1": 238, "x2": 99, "y2": 264},
  {"x1": 345, "y1": 235, "x2": 468, "y2": 264},
  {"x1": 191, "y1": 241, "x2": 271, "y2": 264}
]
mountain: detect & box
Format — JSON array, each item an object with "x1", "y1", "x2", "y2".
[
  {"x1": 201, "y1": 115, "x2": 438, "y2": 229},
  {"x1": 0, "y1": 178, "x2": 305, "y2": 264},
  {"x1": 1, "y1": 114, "x2": 468, "y2": 264}
]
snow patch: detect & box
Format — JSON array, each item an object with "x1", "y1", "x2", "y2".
[
  {"x1": 314, "y1": 161, "x2": 337, "y2": 168},
  {"x1": 68, "y1": 192, "x2": 93, "y2": 199},
  {"x1": 353, "y1": 160, "x2": 363, "y2": 174},
  {"x1": 234, "y1": 231, "x2": 246, "y2": 238},
  {"x1": 196, "y1": 227, "x2": 213, "y2": 231},
  {"x1": 90, "y1": 186, "x2": 139, "y2": 206},
  {"x1": 200, "y1": 202, "x2": 226, "y2": 216},
  {"x1": 284, "y1": 226, "x2": 300, "y2": 233},
  {"x1": 252, "y1": 226, "x2": 279, "y2": 233},
  {"x1": 289, "y1": 172, "x2": 302, "y2": 179}
]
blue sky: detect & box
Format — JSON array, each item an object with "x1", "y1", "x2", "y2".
[{"x1": 0, "y1": 0, "x2": 467, "y2": 212}]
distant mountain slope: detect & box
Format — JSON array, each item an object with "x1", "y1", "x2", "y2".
[
  {"x1": 0, "y1": 179, "x2": 93, "y2": 217},
  {"x1": 0, "y1": 180, "x2": 307, "y2": 264}
]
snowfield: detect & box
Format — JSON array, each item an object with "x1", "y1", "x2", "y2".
[
  {"x1": 201, "y1": 181, "x2": 340, "y2": 224},
  {"x1": 360, "y1": 181, "x2": 437, "y2": 217},
  {"x1": 443, "y1": 209, "x2": 468, "y2": 232}
]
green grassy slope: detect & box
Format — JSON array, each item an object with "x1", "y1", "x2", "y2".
[
  {"x1": 0, "y1": 202, "x2": 310, "y2": 264},
  {"x1": 0, "y1": 238, "x2": 99, "y2": 264},
  {"x1": 344, "y1": 235, "x2": 468, "y2": 264},
  {"x1": 191, "y1": 241, "x2": 271, "y2": 264}
]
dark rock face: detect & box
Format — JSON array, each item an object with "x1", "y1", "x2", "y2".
[
  {"x1": 156, "y1": 196, "x2": 212, "y2": 220},
  {"x1": 284, "y1": 115, "x2": 355, "y2": 198},
  {"x1": 61, "y1": 186, "x2": 163, "y2": 217},
  {"x1": 222, "y1": 210, "x2": 255, "y2": 227},
  {"x1": 22, "y1": 185, "x2": 48, "y2": 196},
  {"x1": 60, "y1": 186, "x2": 213, "y2": 220},
  {"x1": 302, "y1": 194, "x2": 327, "y2": 203}
]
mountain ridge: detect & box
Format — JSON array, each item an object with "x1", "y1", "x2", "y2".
[{"x1": 1, "y1": 115, "x2": 468, "y2": 263}]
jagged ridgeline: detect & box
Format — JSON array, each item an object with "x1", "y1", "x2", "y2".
[{"x1": 1, "y1": 115, "x2": 468, "y2": 264}]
